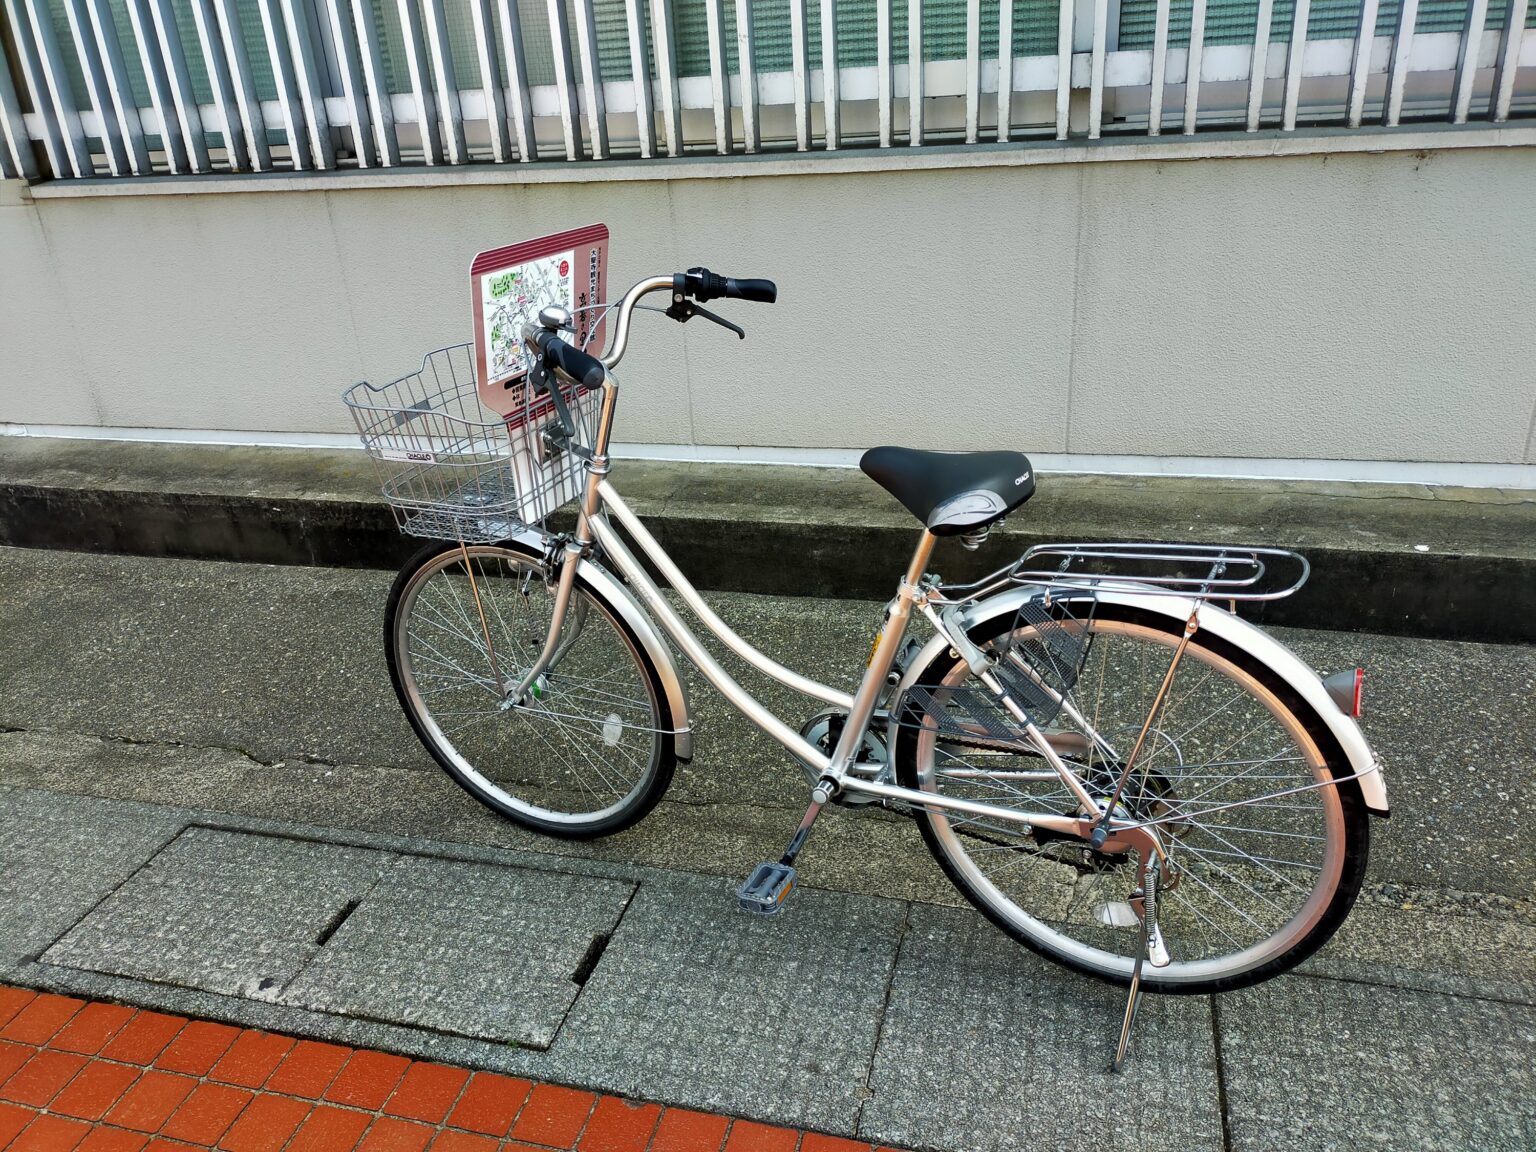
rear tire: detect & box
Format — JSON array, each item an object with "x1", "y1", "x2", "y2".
[
  {"x1": 894, "y1": 602, "x2": 1370, "y2": 993},
  {"x1": 386, "y1": 539, "x2": 676, "y2": 839}
]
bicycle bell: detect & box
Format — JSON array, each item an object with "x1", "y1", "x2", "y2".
[{"x1": 538, "y1": 305, "x2": 574, "y2": 332}]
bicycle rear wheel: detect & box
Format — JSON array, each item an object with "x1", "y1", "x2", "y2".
[
  {"x1": 386, "y1": 539, "x2": 677, "y2": 838},
  {"x1": 893, "y1": 601, "x2": 1369, "y2": 993}
]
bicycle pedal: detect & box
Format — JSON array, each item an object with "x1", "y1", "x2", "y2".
[{"x1": 736, "y1": 862, "x2": 796, "y2": 916}]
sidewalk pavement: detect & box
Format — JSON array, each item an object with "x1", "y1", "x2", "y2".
[
  {"x1": 0, "y1": 985, "x2": 894, "y2": 1152},
  {"x1": 1, "y1": 546, "x2": 1534, "y2": 1151}
]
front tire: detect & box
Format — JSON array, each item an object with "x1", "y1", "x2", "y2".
[
  {"x1": 386, "y1": 539, "x2": 677, "y2": 839},
  {"x1": 894, "y1": 602, "x2": 1369, "y2": 993}
]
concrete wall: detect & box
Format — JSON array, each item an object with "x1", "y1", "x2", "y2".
[{"x1": 2, "y1": 143, "x2": 1534, "y2": 465}]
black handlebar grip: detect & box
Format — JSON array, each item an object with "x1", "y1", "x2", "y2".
[
  {"x1": 722, "y1": 277, "x2": 777, "y2": 303},
  {"x1": 531, "y1": 328, "x2": 606, "y2": 391}
]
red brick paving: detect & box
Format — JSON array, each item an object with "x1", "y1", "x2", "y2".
[{"x1": 0, "y1": 987, "x2": 910, "y2": 1152}]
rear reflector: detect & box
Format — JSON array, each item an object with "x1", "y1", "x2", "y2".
[{"x1": 1322, "y1": 668, "x2": 1364, "y2": 718}]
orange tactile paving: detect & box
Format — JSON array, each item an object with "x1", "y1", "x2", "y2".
[{"x1": 0, "y1": 987, "x2": 905, "y2": 1152}]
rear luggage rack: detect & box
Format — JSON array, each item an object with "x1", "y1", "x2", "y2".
[{"x1": 939, "y1": 541, "x2": 1311, "y2": 604}]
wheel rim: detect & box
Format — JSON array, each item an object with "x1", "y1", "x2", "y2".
[
  {"x1": 913, "y1": 614, "x2": 1347, "y2": 985},
  {"x1": 395, "y1": 546, "x2": 663, "y2": 826}
]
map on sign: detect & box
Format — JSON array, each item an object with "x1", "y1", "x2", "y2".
[
  {"x1": 470, "y1": 224, "x2": 610, "y2": 420},
  {"x1": 479, "y1": 250, "x2": 574, "y2": 384}
]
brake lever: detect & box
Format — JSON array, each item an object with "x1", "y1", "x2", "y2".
[{"x1": 664, "y1": 299, "x2": 746, "y2": 340}]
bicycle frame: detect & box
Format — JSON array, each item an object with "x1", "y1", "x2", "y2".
[{"x1": 509, "y1": 331, "x2": 1141, "y2": 850}]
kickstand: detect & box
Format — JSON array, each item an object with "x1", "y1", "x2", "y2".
[{"x1": 1112, "y1": 891, "x2": 1150, "y2": 1073}]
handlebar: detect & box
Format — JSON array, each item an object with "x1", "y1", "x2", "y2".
[
  {"x1": 593, "y1": 267, "x2": 777, "y2": 370},
  {"x1": 524, "y1": 325, "x2": 606, "y2": 391}
]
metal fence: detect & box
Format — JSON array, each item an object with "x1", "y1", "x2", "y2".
[{"x1": 0, "y1": 0, "x2": 1531, "y2": 179}]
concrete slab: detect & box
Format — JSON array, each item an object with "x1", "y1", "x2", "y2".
[
  {"x1": 281, "y1": 854, "x2": 634, "y2": 1048},
  {"x1": 861, "y1": 903, "x2": 1225, "y2": 1152},
  {"x1": 1217, "y1": 976, "x2": 1536, "y2": 1152},
  {"x1": 0, "y1": 789, "x2": 182, "y2": 967},
  {"x1": 541, "y1": 873, "x2": 907, "y2": 1136},
  {"x1": 44, "y1": 827, "x2": 391, "y2": 998}
]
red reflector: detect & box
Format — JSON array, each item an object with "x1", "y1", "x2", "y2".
[{"x1": 1352, "y1": 668, "x2": 1364, "y2": 718}]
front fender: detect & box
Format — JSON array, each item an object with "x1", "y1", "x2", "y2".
[
  {"x1": 892, "y1": 585, "x2": 1388, "y2": 816},
  {"x1": 506, "y1": 526, "x2": 693, "y2": 762}
]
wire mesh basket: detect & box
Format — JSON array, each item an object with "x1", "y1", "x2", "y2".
[
  {"x1": 343, "y1": 343, "x2": 598, "y2": 543},
  {"x1": 903, "y1": 592, "x2": 1097, "y2": 743}
]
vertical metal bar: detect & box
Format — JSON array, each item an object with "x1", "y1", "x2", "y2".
[
  {"x1": 1383, "y1": 0, "x2": 1418, "y2": 125},
  {"x1": 573, "y1": 0, "x2": 608, "y2": 158},
  {"x1": 212, "y1": 0, "x2": 272, "y2": 168},
  {"x1": 82, "y1": 0, "x2": 150, "y2": 172},
  {"x1": 397, "y1": 0, "x2": 444, "y2": 161},
  {"x1": 650, "y1": 0, "x2": 681, "y2": 154},
  {"x1": 1087, "y1": 0, "x2": 1107, "y2": 137},
  {"x1": 623, "y1": 0, "x2": 654, "y2": 156},
  {"x1": 187, "y1": 0, "x2": 249, "y2": 168},
  {"x1": 494, "y1": 0, "x2": 536, "y2": 160},
  {"x1": 1245, "y1": 0, "x2": 1272, "y2": 129},
  {"x1": 5, "y1": 0, "x2": 69, "y2": 175},
  {"x1": 1451, "y1": 0, "x2": 1488, "y2": 121},
  {"x1": 820, "y1": 0, "x2": 838, "y2": 147},
  {"x1": 468, "y1": 0, "x2": 510, "y2": 161},
  {"x1": 1182, "y1": 0, "x2": 1206, "y2": 133},
  {"x1": 421, "y1": 0, "x2": 466, "y2": 162},
  {"x1": 60, "y1": 0, "x2": 127, "y2": 172},
  {"x1": 876, "y1": 0, "x2": 892, "y2": 144},
  {"x1": 1346, "y1": 0, "x2": 1379, "y2": 127},
  {"x1": 148, "y1": 0, "x2": 212, "y2": 169},
  {"x1": 790, "y1": 0, "x2": 809, "y2": 148},
  {"x1": 703, "y1": 0, "x2": 731, "y2": 152},
  {"x1": 996, "y1": 0, "x2": 1012, "y2": 140},
  {"x1": 1281, "y1": 0, "x2": 1310, "y2": 130},
  {"x1": 323, "y1": 0, "x2": 378, "y2": 163},
  {"x1": 21, "y1": 0, "x2": 93, "y2": 175},
  {"x1": 734, "y1": 0, "x2": 757, "y2": 151},
  {"x1": 908, "y1": 0, "x2": 922, "y2": 144},
  {"x1": 1054, "y1": 0, "x2": 1072, "y2": 138},
  {"x1": 254, "y1": 0, "x2": 311, "y2": 166},
  {"x1": 1489, "y1": 0, "x2": 1526, "y2": 120},
  {"x1": 964, "y1": 0, "x2": 979, "y2": 141},
  {"x1": 0, "y1": 44, "x2": 40, "y2": 178},
  {"x1": 123, "y1": 0, "x2": 188, "y2": 169},
  {"x1": 1147, "y1": 0, "x2": 1169, "y2": 134},
  {"x1": 350, "y1": 0, "x2": 398, "y2": 162}
]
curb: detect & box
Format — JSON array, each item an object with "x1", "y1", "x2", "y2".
[{"x1": 1, "y1": 441, "x2": 1532, "y2": 643}]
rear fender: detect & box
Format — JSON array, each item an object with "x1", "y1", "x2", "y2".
[{"x1": 891, "y1": 584, "x2": 1388, "y2": 816}]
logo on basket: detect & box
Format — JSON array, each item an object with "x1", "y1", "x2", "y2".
[{"x1": 380, "y1": 447, "x2": 437, "y2": 464}]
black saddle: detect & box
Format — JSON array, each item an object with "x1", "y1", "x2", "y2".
[{"x1": 860, "y1": 446, "x2": 1035, "y2": 536}]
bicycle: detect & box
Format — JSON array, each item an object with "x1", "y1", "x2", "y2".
[{"x1": 343, "y1": 267, "x2": 1390, "y2": 1069}]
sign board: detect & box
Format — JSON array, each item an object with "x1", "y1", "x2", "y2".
[{"x1": 470, "y1": 223, "x2": 610, "y2": 419}]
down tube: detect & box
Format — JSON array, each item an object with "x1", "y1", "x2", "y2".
[
  {"x1": 597, "y1": 481, "x2": 854, "y2": 710},
  {"x1": 585, "y1": 511, "x2": 834, "y2": 774}
]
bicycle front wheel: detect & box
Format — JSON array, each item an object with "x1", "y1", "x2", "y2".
[
  {"x1": 893, "y1": 602, "x2": 1369, "y2": 993},
  {"x1": 386, "y1": 540, "x2": 677, "y2": 838}
]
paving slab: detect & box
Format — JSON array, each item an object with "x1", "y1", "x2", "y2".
[
  {"x1": 281, "y1": 853, "x2": 634, "y2": 1047},
  {"x1": 861, "y1": 903, "x2": 1225, "y2": 1152},
  {"x1": 1217, "y1": 976, "x2": 1536, "y2": 1152},
  {"x1": 0, "y1": 789, "x2": 182, "y2": 968},
  {"x1": 44, "y1": 827, "x2": 391, "y2": 998},
  {"x1": 540, "y1": 872, "x2": 907, "y2": 1136}
]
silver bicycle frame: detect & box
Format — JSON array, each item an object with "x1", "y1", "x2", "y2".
[{"x1": 512, "y1": 305, "x2": 1121, "y2": 838}]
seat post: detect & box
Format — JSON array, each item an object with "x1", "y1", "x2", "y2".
[{"x1": 904, "y1": 528, "x2": 938, "y2": 587}]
